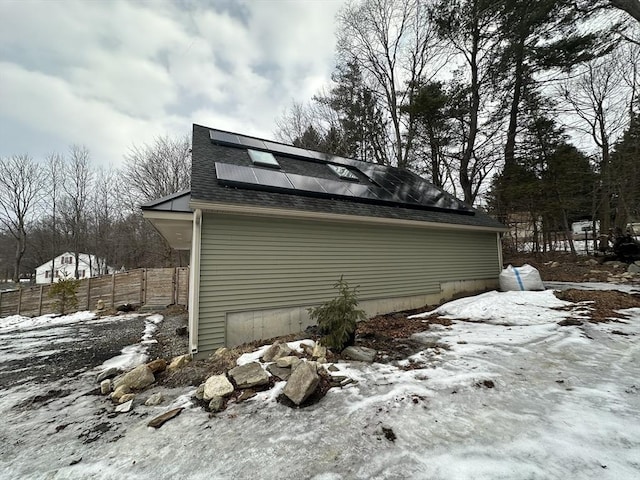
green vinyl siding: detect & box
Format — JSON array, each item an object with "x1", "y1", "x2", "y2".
[{"x1": 197, "y1": 213, "x2": 499, "y2": 353}]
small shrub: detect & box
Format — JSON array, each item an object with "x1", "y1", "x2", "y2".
[
  {"x1": 48, "y1": 276, "x2": 80, "y2": 314},
  {"x1": 307, "y1": 276, "x2": 367, "y2": 351}
]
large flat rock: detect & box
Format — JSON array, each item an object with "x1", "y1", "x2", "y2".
[
  {"x1": 203, "y1": 374, "x2": 234, "y2": 400},
  {"x1": 282, "y1": 362, "x2": 319, "y2": 405},
  {"x1": 342, "y1": 346, "x2": 377, "y2": 362},
  {"x1": 113, "y1": 365, "x2": 155, "y2": 391},
  {"x1": 228, "y1": 362, "x2": 269, "y2": 389}
]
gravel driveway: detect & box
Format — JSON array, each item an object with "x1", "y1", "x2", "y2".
[{"x1": 0, "y1": 311, "x2": 188, "y2": 389}]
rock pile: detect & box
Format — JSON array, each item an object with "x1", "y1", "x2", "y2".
[
  {"x1": 95, "y1": 340, "x2": 366, "y2": 420},
  {"x1": 96, "y1": 353, "x2": 191, "y2": 411},
  {"x1": 573, "y1": 259, "x2": 640, "y2": 283},
  {"x1": 193, "y1": 339, "x2": 358, "y2": 412},
  {"x1": 602, "y1": 260, "x2": 640, "y2": 283}
]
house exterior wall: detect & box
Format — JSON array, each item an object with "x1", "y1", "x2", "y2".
[
  {"x1": 35, "y1": 253, "x2": 111, "y2": 284},
  {"x1": 195, "y1": 212, "x2": 501, "y2": 356}
]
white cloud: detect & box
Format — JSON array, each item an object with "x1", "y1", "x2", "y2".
[
  {"x1": 0, "y1": 0, "x2": 345, "y2": 167},
  {"x1": 69, "y1": 53, "x2": 178, "y2": 118},
  {"x1": 0, "y1": 62, "x2": 186, "y2": 165}
]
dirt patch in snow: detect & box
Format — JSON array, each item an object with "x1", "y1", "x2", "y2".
[
  {"x1": 504, "y1": 252, "x2": 632, "y2": 283},
  {"x1": 554, "y1": 289, "x2": 640, "y2": 322},
  {"x1": 358, "y1": 311, "x2": 452, "y2": 339},
  {"x1": 356, "y1": 311, "x2": 452, "y2": 362}
]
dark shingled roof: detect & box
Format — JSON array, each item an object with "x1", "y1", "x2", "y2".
[
  {"x1": 141, "y1": 189, "x2": 191, "y2": 213},
  {"x1": 190, "y1": 124, "x2": 505, "y2": 230}
]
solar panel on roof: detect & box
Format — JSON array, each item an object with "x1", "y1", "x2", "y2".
[
  {"x1": 346, "y1": 183, "x2": 380, "y2": 200},
  {"x1": 287, "y1": 173, "x2": 327, "y2": 193},
  {"x1": 210, "y1": 121, "x2": 476, "y2": 214},
  {"x1": 368, "y1": 186, "x2": 392, "y2": 201},
  {"x1": 370, "y1": 173, "x2": 400, "y2": 193},
  {"x1": 263, "y1": 141, "x2": 310, "y2": 158},
  {"x1": 254, "y1": 168, "x2": 294, "y2": 189},
  {"x1": 396, "y1": 185, "x2": 423, "y2": 203},
  {"x1": 315, "y1": 178, "x2": 355, "y2": 197},
  {"x1": 239, "y1": 137, "x2": 268, "y2": 150},
  {"x1": 215, "y1": 163, "x2": 259, "y2": 184},
  {"x1": 210, "y1": 130, "x2": 240, "y2": 145}
]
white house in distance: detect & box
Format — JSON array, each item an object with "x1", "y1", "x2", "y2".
[{"x1": 35, "y1": 252, "x2": 111, "y2": 284}]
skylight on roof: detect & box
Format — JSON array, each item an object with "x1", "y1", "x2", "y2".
[
  {"x1": 329, "y1": 164, "x2": 359, "y2": 181},
  {"x1": 248, "y1": 149, "x2": 280, "y2": 168}
]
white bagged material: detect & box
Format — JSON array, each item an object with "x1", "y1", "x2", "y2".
[{"x1": 499, "y1": 264, "x2": 544, "y2": 291}]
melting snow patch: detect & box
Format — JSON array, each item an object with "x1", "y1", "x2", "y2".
[
  {"x1": 410, "y1": 290, "x2": 573, "y2": 325},
  {"x1": 237, "y1": 345, "x2": 270, "y2": 365},
  {"x1": 141, "y1": 314, "x2": 163, "y2": 344},
  {"x1": 0, "y1": 310, "x2": 96, "y2": 333},
  {"x1": 98, "y1": 314, "x2": 164, "y2": 371},
  {"x1": 546, "y1": 281, "x2": 640, "y2": 294},
  {"x1": 99, "y1": 344, "x2": 148, "y2": 371}
]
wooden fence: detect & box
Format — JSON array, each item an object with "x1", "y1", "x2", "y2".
[{"x1": 0, "y1": 267, "x2": 189, "y2": 318}]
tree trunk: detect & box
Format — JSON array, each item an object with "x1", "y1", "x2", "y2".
[
  {"x1": 74, "y1": 250, "x2": 80, "y2": 279},
  {"x1": 460, "y1": 9, "x2": 481, "y2": 206},
  {"x1": 504, "y1": 39, "x2": 525, "y2": 172},
  {"x1": 13, "y1": 230, "x2": 26, "y2": 283},
  {"x1": 561, "y1": 209, "x2": 576, "y2": 255},
  {"x1": 598, "y1": 117, "x2": 612, "y2": 250}
]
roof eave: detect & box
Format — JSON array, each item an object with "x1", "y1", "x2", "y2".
[
  {"x1": 140, "y1": 189, "x2": 192, "y2": 211},
  {"x1": 189, "y1": 199, "x2": 508, "y2": 233}
]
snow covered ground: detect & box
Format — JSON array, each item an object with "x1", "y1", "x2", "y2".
[{"x1": 2, "y1": 287, "x2": 640, "y2": 479}]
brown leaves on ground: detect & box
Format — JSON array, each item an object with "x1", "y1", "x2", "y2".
[
  {"x1": 356, "y1": 310, "x2": 453, "y2": 363},
  {"x1": 554, "y1": 289, "x2": 640, "y2": 322},
  {"x1": 357, "y1": 311, "x2": 451, "y2": 340},
  {"x1": 504, "y1": 252, "x2": 626, "y2": 282}
]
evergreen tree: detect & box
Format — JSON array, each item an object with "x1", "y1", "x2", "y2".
[
  {"x1": 489, "y1": 94, "x2": 595, "y2": 252},
  {"x1": 610, "y1": 112, "x2": 640, "y2": 226},
  {"x1": 493, "y1": 0, "x2": 607, "y2": 215},
  {"x1": 402, "y1": 80, "x2": 452, "y2": 188},
  {"x1": 292, "y1": 125, "x2": 325, "y2": 151},
  {"x1": 315, "y1": 61, "x2": 387, "y2": 163}
]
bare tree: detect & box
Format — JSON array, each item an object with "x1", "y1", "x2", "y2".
[
  {"x1": 430, "y1": 0, "x2": 503, "y2": 205},
  {"x1": 61, "y1": 145, "x2": 93, "y2": 278},
  {"x1": 123, "y1": 135, "x2": 191, "y2": 206},
  {"x1": 275, "y1": 101, "x2": 324, "y2": 146},
  {"x1": 560, "y1": 53, "x2": 632, "y2": 243},
  {"x1": 0, "y1": 154, "x2": 45, "y2": 281},
  {"x1": 337, "y1": 0, "x2": 445, "y2": 169},
  {"x1": 618, "y1": 38, "x2": 640, "y2": 115},
  {"x1": 89, "y1": 166, "x2": 119, "y2": 275},
  {"x1": 122, "y1": 135, "x2": 191, "y2": 268},
  {"x1": 46, "y1": 153, "x2": 64, "y2": 283}
]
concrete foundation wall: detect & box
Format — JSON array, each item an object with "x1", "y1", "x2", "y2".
[{"x1": 225, "y1": 278, "x2": 497, "y2": 348}]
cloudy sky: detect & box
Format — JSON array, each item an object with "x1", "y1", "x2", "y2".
[{"x1": 0, "y1": 0, "x2": 345, "y2": 167}]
